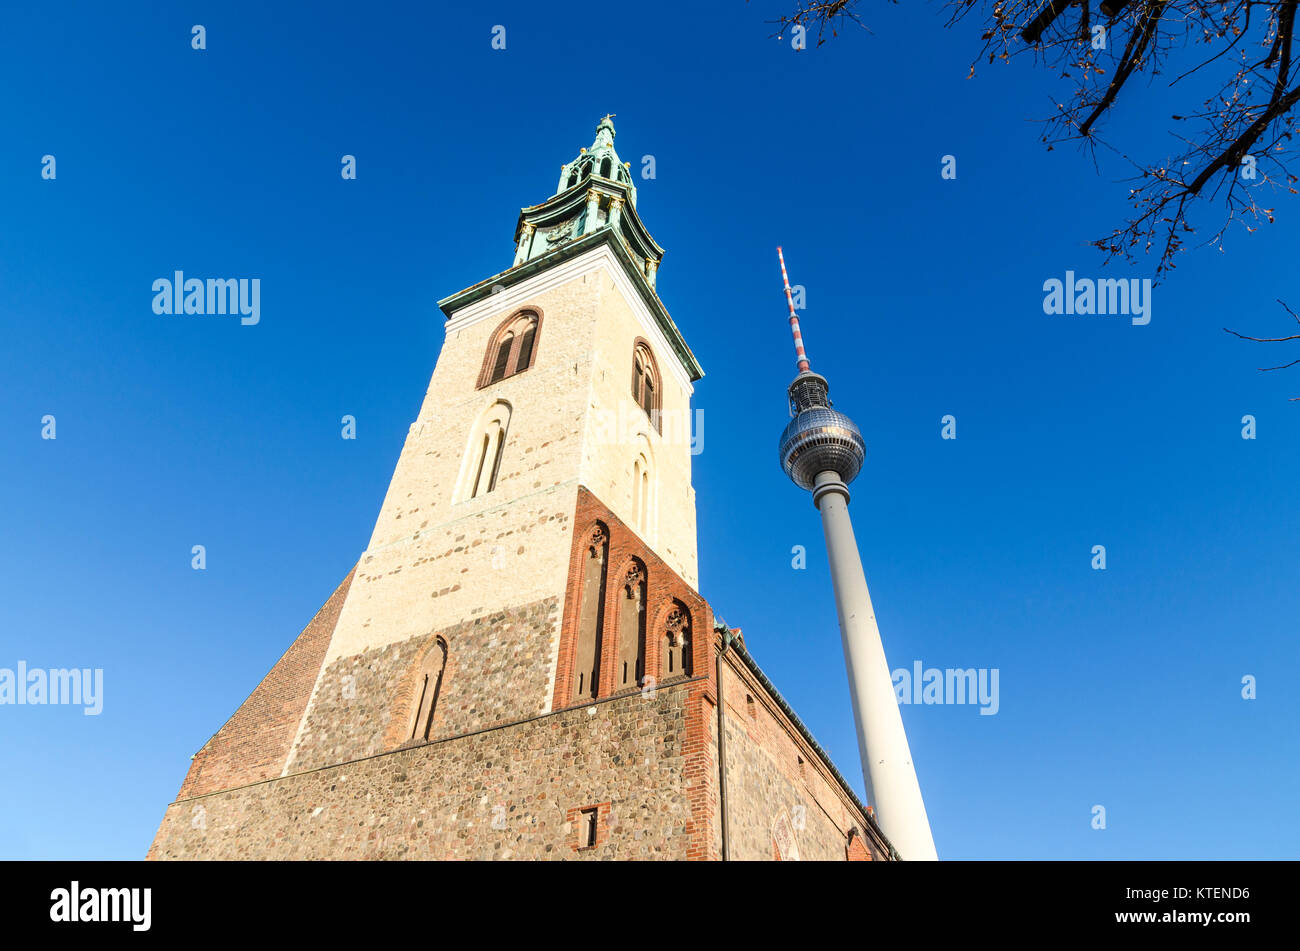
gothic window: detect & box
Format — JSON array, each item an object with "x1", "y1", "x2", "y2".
[
  {"x1": 631, "y1": 341, "x2": 661, "y2": 433},
  {"x1": 600, "y1": 156, "x2": 612, "y2": 179},
  {"x1": 408, "y1": 638, "x2": 448, "y2": 742},
  {"x1": 458, "y1": 400, "x2": 511, "y2": 501},
  {"x1": 479, "y1": 310, "x2": 541, "y2": 388},
  {"x1": 572, "y1": 524, "x2": 609, "y2": 702},
  {"x1": 616, "y1": 561, "x2": 647, "y2": 691},
  {"x1": 626, "y1": 432, "x2": 655, "y2": 538},
  {"x1": 490, "y1": 332, "x2": 513, "y2": 382},
  {"x1": 567, "y1": 168, "x2": 578, "y2": 189},
  {"x1": 661, "y1": 601, "x2": 692, "y2": 680},
  {"x1": 632, "y1": 452, "x2": 650, "y2": 532}
]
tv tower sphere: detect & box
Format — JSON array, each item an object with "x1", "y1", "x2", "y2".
[{"x1": 778, "y1": 371, "x2": 866, "y2": 490}]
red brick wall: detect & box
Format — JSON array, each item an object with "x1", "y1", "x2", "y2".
[
  {"x1": 847, "y1": 830, "x2": 872, "y2": 861},
  {"x1": 171, "y1": 567, "x2": 355, "y2": 801},
  {"x1": 552, "y1": 487, "x2": 712, "y2": 710},
  {"x1": 553, "y1": 487, "x2": 716, "y2": 860},
  {"x1": 717, "y1": 644, "x2": 890, "y2": 860}
]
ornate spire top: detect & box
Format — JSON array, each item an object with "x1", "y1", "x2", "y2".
[
  {"x1": 549, "y1": 116, "x2": 633, "y2": 200},
  {"x1": 596, "y1": 114, "x2": 616, "y2": 141},
  {"x1": 512, "y1": 118, "x2": 664, "y2": 291}
]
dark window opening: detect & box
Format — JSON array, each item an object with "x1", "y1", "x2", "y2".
[
  {"x1": 480, "y1": 312, "x2": 540, "y2": 388},
  {"x1": 490, "y1": 333, "x2": 513, "y2": 383},
  {"x1": 631, "y1": 344, "x2": 661, "y2": 434}
]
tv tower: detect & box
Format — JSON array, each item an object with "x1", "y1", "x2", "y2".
[{"x1": 775, "y1": 248, "x2": 938, "y2": 861}]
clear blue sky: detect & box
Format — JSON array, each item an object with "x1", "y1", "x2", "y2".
[{"x1": 2, "y1": 2, "x2": 1297, "y2": 860}]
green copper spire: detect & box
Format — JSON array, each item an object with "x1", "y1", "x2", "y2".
[
  {"x1": 553, "y1": 114, "x2": 636, "y2": 204},
  {"x1": 511, "y1": 116, "x2": 663, "y2": 291}
]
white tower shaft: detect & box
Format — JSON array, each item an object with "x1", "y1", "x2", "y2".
[{"x1": 813, "y1": 470, "x2": 938, "y2": 861}]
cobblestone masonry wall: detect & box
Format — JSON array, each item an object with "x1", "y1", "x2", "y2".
[
  {"x1": 723, "y1": 716, "x2": 854, "y2": 860},
  {"x1": 149, "y1": 685, "x2": 699, "y2": 860},
  {"x1": 288, "y1": 597, "x2": 559, "y2": 773},
  {"x1": 718, "y1": 648, "x2": 885, "y2": 861}
]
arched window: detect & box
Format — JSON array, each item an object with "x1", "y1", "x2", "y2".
[
  {"x1": 566, "y1": 168, "x2": 578, "y2": 189},
  {"x1": 631, "y1": 341, "x2": 661, "y2": 433},
  {"x1": 616, "y1": 561, "x2": 646, "y2": 691},
  {"x1": 408, "y1": 638, "x2": 447, "y2": 742},
  {"x1": 457, "y1": 400, "x2": 511, "y2": 501},
  {"x1": 661, "y1": 601, "x2": 692, "y2": 680},
  {"x1": 479, "y1": 310, "x2": 541, "y2": 388},
  {"x1": 491, "y1": 331, "x2": 514, "y2": 381},
  {"x1": 572, "y1": 524, "x2": 609, "y2": 702},
  {"x1": 600, "y1": 157, "x2": 612, "y2": 179},
  {"x1": 628, "y1": 433, "x2": 654, "y2": 538},
  {"x1": 632, "y1": 451, "x2": 650, "y2": 533}
]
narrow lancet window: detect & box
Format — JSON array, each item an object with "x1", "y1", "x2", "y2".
[
  {"x1": 631, "y1": 342, "x2": 661, "y2": 433},
  {"x1": 662, "y1": 602, "x2": 691, "y2": 680},
  {"x1": 617, "y1": 562, "x2": 646, "y2": 690},
  {"x1": 409, "y1": 639, "x2": 448, "y2": 742},
  {"x1": 572, "y1": 525, "x2": 608, "y2": 702},
  {"x1": 458, "y1": 401, "x2": 511, "y2": 501}
]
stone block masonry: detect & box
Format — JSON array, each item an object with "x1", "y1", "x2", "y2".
[
  {"x1": 149, "y1": 684, "x2": 701, "y2": 860},
  {"x1": 288, "y1": 597, "x2": 559, "y2": 773}
]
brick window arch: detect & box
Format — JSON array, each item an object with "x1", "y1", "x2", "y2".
[
  {"x1": 478, "y1": 309, "x2": 542, "y2": 388},
  {"x1": 407, "y1": 637, "x2": 448, "y2": 742},
  {"x1": 631, "y1": 339, "x2": 661, "y2": 433},
  {"x1": 456, "y1": 400, "x2": 511, "y2": 501},
  {"x1": 615, "y1": 560, "x2": 647, "y2": 691},
  {"x1": 571, "y1": 523, "x2": 609, "y2": 702},
  {"x1": 661, "y1": 600, "x2": 692, "y2": 680},
  {"x1": 846, "y1": 829, "x2": 873, "y2": 861}
]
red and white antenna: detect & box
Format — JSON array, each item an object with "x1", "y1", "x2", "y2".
[{"x1": 777, "y1": 246, "x2": 811, "y2": 373}]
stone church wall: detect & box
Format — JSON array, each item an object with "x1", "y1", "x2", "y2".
[
  {"x1": 717, "y1": 649, "x2": 885, "y2": 861},
  {"x1": 288, "y1": 597, "x2": 559, "y2": 773},
  {"x1": 149, "y1": 685, "x2": 699, "y2": 860}
]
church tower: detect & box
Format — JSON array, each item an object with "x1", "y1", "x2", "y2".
[{"x1": 149, "y1": 119, "x2": 898, "y2": 861}]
